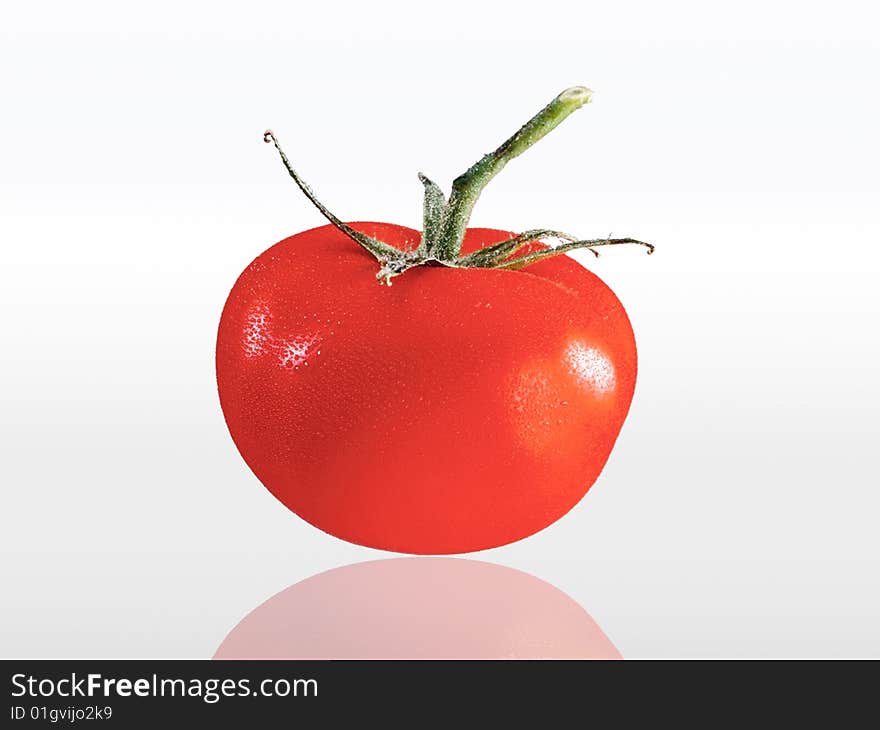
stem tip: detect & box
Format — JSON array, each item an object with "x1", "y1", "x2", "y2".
[
  {"x1": 263, "y1": 129, "x2": 275, "y2": 144},
  {"x1": 559, "y1": 86, "x2": 593, "y2": 106}
]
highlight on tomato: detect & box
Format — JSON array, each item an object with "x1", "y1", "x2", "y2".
[{"x1": 216, "y1": 87, "x2": 653, "y2": 554}]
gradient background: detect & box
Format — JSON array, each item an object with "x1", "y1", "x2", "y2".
[{"x1": 2, "y1": 1, "x2": 878, "y2": 657}]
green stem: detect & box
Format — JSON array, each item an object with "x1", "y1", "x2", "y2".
[
  {"x1": 432, "y1": 87, "x2": 593, "y2": 260},
  {"x1": 453, "y1": 228, "x2": 596, "y2": 268},
  {"x1": 417, "y1": 173, "x2": 446, "y2": 256},
  {"x1": 263, "y1": 130, "x2": 400, "y2": 260},
  {"x1": 263, "y1": 87, "x2": 654, "y2": 284},
  {"x1": 496, "y1": 237, "x2": 655, "y2": 270}
]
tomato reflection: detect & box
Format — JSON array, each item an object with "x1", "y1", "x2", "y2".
[{"x1": 214, "y1": 558, "x2": 620, "y2": 659}]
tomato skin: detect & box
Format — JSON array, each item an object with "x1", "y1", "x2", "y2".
[{"x1": 216, "y1": 222, "x2": 637, "y2": 554}]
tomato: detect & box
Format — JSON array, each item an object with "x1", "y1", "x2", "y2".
[
  {"x1": 216, "y1": 87, "x2": 649, "y2": 553},
  {"x1": 216, "y1": 222, "x2": 637, "y2": 553},
  {"x1": 214, "y1": 558, "x2": 621, "y2": 659}
]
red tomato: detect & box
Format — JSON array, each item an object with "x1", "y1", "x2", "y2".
[{"x1": 216, "y1": 221, "x2": 637, "y2": 553}]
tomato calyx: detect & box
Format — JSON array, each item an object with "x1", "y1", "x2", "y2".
[{"x1": 264, "y1": 86, "x2": 654, "y2": 285}]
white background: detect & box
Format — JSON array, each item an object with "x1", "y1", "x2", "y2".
[{"x1": 2, "y1": 0, "x2": 878, "y2": 657}]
